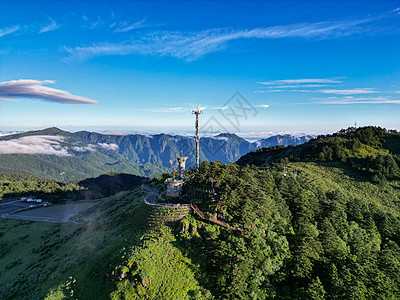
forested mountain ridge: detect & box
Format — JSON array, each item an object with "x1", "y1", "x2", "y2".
[
  {"x1": 255, "y1": 134, "x2": 315, "y2": 148},
  {"x1": 0, "y1": 127, "x2": 313, "y2": 181},
  {"x1": 108, "y1": 126, "x2": 400, "y2": 299},
  {"x1": 238, "y1": 126, "x2": 400, "y2": 183}
]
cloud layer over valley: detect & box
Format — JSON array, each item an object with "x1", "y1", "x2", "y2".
[
  {"x1": 0, "y1": 135, "x2": 71, "y2": 156},
  {"x1": 0, "y1": 135, "x2": 118, "y2": 156}
]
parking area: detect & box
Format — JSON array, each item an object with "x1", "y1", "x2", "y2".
[
  {"x1": 0, "y1": 198, "x2": 101, "y2": 223},
  {"x1": 0, "y1": 198, "x2": 51, "y2": 217}
]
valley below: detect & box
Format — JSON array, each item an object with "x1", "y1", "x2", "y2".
[{"x1": 0, "y1": 127, "x2": 313, "y2": 181}]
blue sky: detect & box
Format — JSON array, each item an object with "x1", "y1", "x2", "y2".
[{"x1": 0, "y1": 0, "x2": 399, "y2": 136}]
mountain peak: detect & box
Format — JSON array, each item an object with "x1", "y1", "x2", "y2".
[
  {"x1": 0, "y1": 127, "x2": 69, "y2": 141},
  {"x1": 39, "y1": 127, "x2": 66, "y2": 135}
]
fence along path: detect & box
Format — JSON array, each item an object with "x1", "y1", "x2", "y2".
[
  {"x1": 143, "y1": 184, "x2": 240, "y2": 230},
  {"x1": 190, "y1": 203, "x2": 241, "y2": 231}
]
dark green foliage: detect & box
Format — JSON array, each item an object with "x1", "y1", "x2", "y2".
[
  {"x1": 74, "y1": 172, "x2": 145, "y2": 200},
  {"x1": 0, "y1": 240, "x2": 11, "y2": 258},
  {"x1": 0, "y1": 173, "x2": 82, "y2": 200},
  {"x1": 175, "y1": 156, "x2": 400, "y2": 299},
  {"x1": 0, "y1": 153, "x2": 165, "y2": 181},
  {"x1": 238, "y1": 126, "x2": 400, "y2": 182},
  {"x1": 0, "y1": 172, "x2": 145, "y2": 203}
]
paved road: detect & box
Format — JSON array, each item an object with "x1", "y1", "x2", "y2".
[
  {"x1": 141, "y1": 184, "x2": 190, "y2": 207},
  {"x1": 1, "y1": 209, "x2": 98, "y2": 224},
  {"x1": 0, "y1": 199, "x2": 52, "y2": 218},
  {"x1": 142, "y1": 184, "x2": 160, "y2": 205},
  {"x1": 0, "y1": 199, "x2": 22, "y2": 206},
  {"x1": 0, "y1": 199, "x2": 101, "y2": 224}
]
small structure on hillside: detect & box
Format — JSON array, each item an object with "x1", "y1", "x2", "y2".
[
  {"x1": 165, "y1": 156, "x2": 189, "y2": 197},
  {"x1": 165, "y1": 178, "x2": 184, "y2": 197}
]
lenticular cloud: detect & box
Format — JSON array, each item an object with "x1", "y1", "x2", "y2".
[{"x1": 0, "y1": 79, "x2": 99, "y2": 104}]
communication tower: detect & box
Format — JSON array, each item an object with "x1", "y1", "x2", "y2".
[{"x1": 192, "y1": 105, "x2": 203, "y2": 170}]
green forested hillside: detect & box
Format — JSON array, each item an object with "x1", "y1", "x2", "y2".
[
  {"x1": 96, "y1": 155, "x2": 400, "y2": 299},
  {"x1": 237, "y1": 126, "x2": 400, "y2": 183},
  {"x1": 0, "y1": 153, "x2": 165, "y2": 181},
  {"x1": 2, "y1": 127, "x2": 400, "y2": 299},
  {"x1": 0, "y1": 172, "x2": 146, "y2": 202},
  {"x1": 172, "y1": 160, "x2": 400, "y2": 299},
  {"x1": 103, "y1": 126, "x2": 400, "y2": 299},
  {"x1": 0, "y1": 173, "x2": 82, "y2": 200}
]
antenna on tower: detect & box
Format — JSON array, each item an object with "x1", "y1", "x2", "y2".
[{"x1": 192, "y1": 105, "x2": 203, "y2": 171}]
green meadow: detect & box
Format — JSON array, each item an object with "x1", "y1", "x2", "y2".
[{"x1": 0, "y1": 188, "x2": 150, "y2": 299}]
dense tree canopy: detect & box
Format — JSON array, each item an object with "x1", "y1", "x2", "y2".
[{"x1": 173, "y1": 158, "x2": 400, "y2": 299}]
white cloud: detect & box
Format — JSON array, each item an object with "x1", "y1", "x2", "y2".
[
  {"x1": 254, "y1": 89, "x2": 284, "y2": 93},
  {"x1": 97, "y1": 130, "x2": 135, "y2": 136},
  {"x1": 276, "y1": 84, "x2": 330, "y2": 88},
  {"x1": 39, "y1": 17, "x2": 60, "y2": 34},
  {"x1": 319, "y1": 88, "x2": 376, "y2": 95},
  {"x1": 80, "y1": 12, "x2": 148, "y2": 33},
  {"x1": 138, "y1": 107, "x2": 186, "y2": 113},
  {"x1": 97, "y1": 143, "x2": 119, "y2": 151},
  {"x1": 114, "y1": 19, "x2": 146, "y2": 33},
  {"x1": 0, "y1": 135, "x2": 70, "y2": 156},
  {"x1": 72, "y1": 142, "x2": 119, "y2": 152},
  {"x1": 0, "y1": 131, "x2": 21, "y2": 137},
  {"x1": 0, "y1": 97, "x2": 17, "y2": 102},
  {"x1": 89, "y1": 16, "x2": 102, "y2": 30},
  {"x1": 210, "y1": 136, "x2": 229, "y2": 141},
  {"x1": 65, "y1": 16, "x2": 382, "y2": 61},
  {"x1": 0, "y1": 79, "x2": 99, "y2": 104},
  {"x1": 315, "y1": 96, "x2": 400, "y2": 104},
  {"x1": 258, "y1": 78, "x2": 342, "y2": 85},
  {"x1": 256, "y1": 78, "x2": 342, "y2": 93},
  {"x1": 71, "y1": 144, "x2": 97, "y2": 152},
  {"x1": 257, "y1": 104, "x2": 270, "y2": 108},
  {"x1": 0, "y1": 26, "x2": 20, "y2": 38},
  {"x1": 0, "y1": 135, "x2": 121, "y2": 156},
  {"x1": 290, "y1": 89, "x2": 316, "y2": 93}
]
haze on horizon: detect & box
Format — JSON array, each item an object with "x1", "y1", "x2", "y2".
[{"x1": 0, "y1": 0, "x2": 399, "y2": 135}]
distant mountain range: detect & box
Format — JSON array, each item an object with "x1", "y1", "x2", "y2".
[{"x1": 0, "y1": 127, "x2": 314, "y2": 181}]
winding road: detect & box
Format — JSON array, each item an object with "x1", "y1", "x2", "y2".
[
  {"x1": 141, "y1": 184, "x2": 190, "y2": 207},
  {"x1": 142, "y1": 184, "x2": 160, "y2": 205}
]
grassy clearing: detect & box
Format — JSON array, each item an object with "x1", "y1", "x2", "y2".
[
  {"x1": 0, "y1": 186, "x2": 151, "y2": 299},
  {"x1": 110, "y1": 225, "x2": 209, "y2": 299}
]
